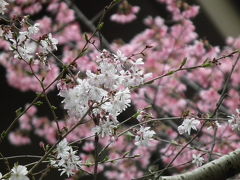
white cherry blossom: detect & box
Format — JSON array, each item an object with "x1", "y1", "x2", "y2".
[
  {"x1": 135, "y1": 126, "x2": 155, "y2": 146},
  {"x1": 192, "y1": 154, "x2": 204, "y2": 167},
  {"x1": 178, "y1": 118, "x2": 200, "y2": 135},
  {"x1": 59, "y1": 50, "x2": 150, "y2": 138},
  {"x1": 114, "y1": 50, "x2": 128, "y2": 62},
  {"x1": 92, "y1": 118, "x2": 117, "y2": 137},
  {"x1": 228, "y1": 109, "x2": 240, "y2": 131},
  {"x1": 27, "y1": 23, "x2": 40, "y2": 36},
  {"x1": 102, "y1": 88, "x2": 131, "y2": 117},
  {"x1": 51, "y1": 138, "x2": 82, "y2": 177},
  {"x1": 40, "y1": 33, "x2": 58, "y2": 52},
  {"x1": 0, "y1": 0, "x2": 8, "y2": 15},
  {"x1": 9, "y1": 165, "x2": 29, "y2": 180},
  {"x1": 56, "y1": 138, "x2": 71, "y2": 158}
]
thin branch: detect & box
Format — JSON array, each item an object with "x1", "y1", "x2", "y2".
[
  {"x1": 0, "y1": 155, "x2": 42, "y2": 160},
  {"x1": 208, "y1": 52, "x2": 240, "y2": 160},
  {"x1": 138, "y1": 50, "x2": 239, "y2": 89},
  {"x1": 0, "y1": 152, "x2": 10, "y2": 172},
  {"x1": 63, "y1": 0, "x2": 112, "y2": 51},
  {"x1": 93, "y1": 134, "x2": 99, "y2": 180},
  {"x1": 211, "y1": 53, "x2": 240, "y2": 117}
]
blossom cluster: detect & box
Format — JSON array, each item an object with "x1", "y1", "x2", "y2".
[
  {"x1": 0, "y1": 16, "x2": 60, "y2": 92},
  {"x1": 178, "y1": 118, "x2": 200, "y2": 135},
  {"x1": 0, "y1": 0, "x2": 8, "y2": 15},
  {"x1": 110, "y1": 1, "x2": 140, "y2": 24},
  {"x1": 59, "y1": 49, "x2": 151, "y2": 137},
  {"x1": 192, "y1": 153, "x2": 204, "y2": 167},
  {"x1": 50, "y1": 138, "x2": 82, "y2": 177},
  {"x1": 228, "y1": 109, "x2": 240, "y2": 131},
  {"x1": 134, "y1": 126, "x2": 156, "y2": 146},
  {"x1": 0, "y1": 164, "x2": 29, "y2": 180},
  {"x1": 0, "y1": 20, "x2": 58, "y2": 63},
  {"x1": 1, "y1": 24, "x2": 38, "y2": 62}
]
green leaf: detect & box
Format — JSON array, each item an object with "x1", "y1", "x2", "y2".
[
  {"x1": 123, "y1": 151, "x2": 130, "y2": 157},
  {"x1": 103, "y1": 156, "x2": 109, "y2": 162},
  {"x1": 1, "y1": 131, "x2": 6, "y2": 138},
  {"x1": 51, "y1": 105, "x2": 57, "y2": 110},
  {"x1": 97, "y1": 22, "x2": 104, "y2": 30},
  {"x1": 84, "y1": 33, "x2": 88, "y2": 41},
  {"x1": 166, "y1": 71, "x2": 175, "y2": 75},
  {"x1": 202, "y1": 62, "x2": 213, "y2": 67},
  {"x1": 126, "y1": 131, "x2": 134, "y2": 137},
  {"x1": 180, "y1": 57, "x2": 187, "y2": 69},
  {"x1": 34, "y1": 101, "x2": 43, "y2": 106},
  {"x1": 15, "y1": 107, "x2": 23, "y2": 116}
]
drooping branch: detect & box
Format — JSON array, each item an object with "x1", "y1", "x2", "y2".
[{"x1": 160, "y1": 149, "x2": 240, "y2": 180}]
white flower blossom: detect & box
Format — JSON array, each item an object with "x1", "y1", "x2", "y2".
[
  {"x1": 40, "y1": 33, "x2": 58, "y2": 52},
  {"x1": 3, "y1": 30, "x2": 13, "y2": 40},
  {"x1": 135, "y1": 126, "x2": 155, "y2": 146},
  {"x1": 60, "y1": 50, "x2": 150, "y2": 138},
  {"x1": 92, "y1": 118, "x2": 117, "y2": 137},
  {"x1": 228, "y1": 109, "x2": 240, "y2": 131},
  {"x1": 60, "y1": 79, "x2": 108, "y2": 119},
  {"x1": 120, "y1": 66, "x2": 151, "y2": 87},
  {"x1": 0, "y1": 0, "x2": 8, "y2": 15},
  {"x1": 27, "y1": 23, "x2": 40, "y2": 36},
  {"x1": 0, "y1": 26, "x2": 3, "y2": 37},
  {"x1": 0, "y1": 172, "x2": 2, "y2": 179},
  {"x1": 89, "y1": 86, "x2": 108, "y2": 102},
  {"x1": 114, "y1": 88, "x2": 131, "y2": 110},
  {"x1": 9, "y1": 165, "x2": 29, "y2": 180},
  {"x1": 114, "y1": 50, "x2": 128, "y2": 62},
  {"x1": 14, "y1": 41, "x2": 37, "y2": 61},
  {"x1": 102, "y1": 88, "x2": 131, "y2": 117},
  {"x1": 9, "y1": 32, "x2": 27, "y2": 51},
  {"x1": 51, "y1": 138, "x2": 81, "y2": 177},
  {"x1": 59, "y1": 162, "x2": 76, "y2": 177},
  {"x1": 134, "y1": 58, "x2": 144, "y2": 65},
  {"x1": 99, "y1": 61, "x2": 120, "y2": 90},
  {"x1": 192, "y1": 154, "x2": 204, "y2": 167},
  {"x1": 178, "y1": 118, "x2": 200, "y2": 135},
  {"x1": 6, "y1": 24, "x2": 39, "y2": 62},
  {"x1": 56, "y1": 138, "x2": 71, "y2": 158}
]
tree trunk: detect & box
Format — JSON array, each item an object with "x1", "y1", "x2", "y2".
[{"x1": 160, "y1": 149, "x2": 240, "y2": 180}]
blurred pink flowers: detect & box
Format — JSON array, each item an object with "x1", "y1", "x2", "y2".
[{"x1": 110, "y1": 1, "x2": 140, "y2": 24}]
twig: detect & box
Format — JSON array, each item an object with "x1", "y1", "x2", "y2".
[
  {"x1": 0, "y1": 155, "x2": 42, "y2": 160},
  {"x1": 63, "y1": 0, "x2": 112, "y2": 51},
  {"x1": 208, "y1": 52, "x2": 240, "y2": 160},
  {"x1": 0, "y1": 152, "x2": 10, "y2": 172},
  {"x1": 138, "y1": 50, "x2": 239, "y2": 89},
  {"x1": 93, "y1": 134, "x2": 99, "y2": 180}
]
